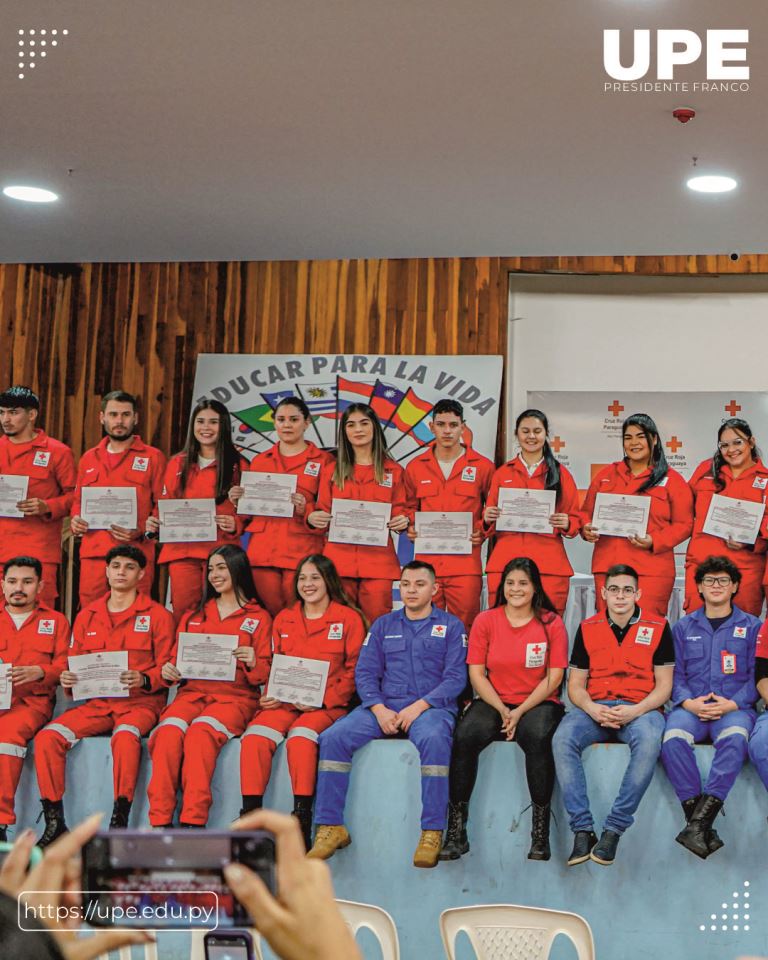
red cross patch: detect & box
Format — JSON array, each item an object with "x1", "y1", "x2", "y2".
[
  {"x1": 132, "y1": 456, "x2": 149, "y2": 472},
  {"x1": 431, "y1": 624, "x2": 447, "y2": 637},
  {"x1": 241, "y1": 617, "x2": 260, "y2": 634},
  {"x1": 379, "y1": 471, "x2": 393, "y2": 488},
  {"x1": 753, "y1": 477, "x2": 768, "y2": 489},
  {"x1": 734, "y1": 626, "x2": 747, "y2": 639},
  {"x1": 304, "y1": 461, "x2": 321, "y2": 477},
  {"x1": 134, "y1": 616, "x2": 151, "y2": 633},
  {"x1": 38, "y1": 619, "x2": 55, "y2": 635},
  {"x1": 635, "y1": 626, "x2": 654, "y2": 645},
  {"x1": 32, "y1": 451, "x2": 51, "y2": 468},
  {"x1": 525, "y1": 642, "x2": 547, "y2": 668},
  {"x1": 461, "y1": 466, "x2": 477, "y2": 482},
  {"x1": 328, "y1": 622, "x2": 344, "y2": 640}
]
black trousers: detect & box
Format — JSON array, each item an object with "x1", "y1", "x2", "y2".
[{"x1": 449, "y1": 699, "x2": 564, "y2": 806}]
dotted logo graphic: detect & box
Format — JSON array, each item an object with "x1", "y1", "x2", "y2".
[
  {"x1": 17, "y1": 28, "x2": 69, "y2": 80},
  {"x1": 699, "y1": 880, "x2": 750, "y2": 933}
]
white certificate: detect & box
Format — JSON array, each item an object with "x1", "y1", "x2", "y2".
[
  {"x1": 237, "y1": 472, "x2": 297, "y2": 518},
  {"x1": 176, "y1": 632, "x2": 238, "y2": 681},
  {"x1": 0, "y1": 474, "x2": 28, "y2": 518},
  {"x1": 703, "y1": 493, "x2": 766, "y2": 545},
  {"x1": 496, "y1": 488, "x2": 556, "y2": 533},
  {"x1": 69, "y1": 650, "x2": 129, "y2": 701},
  {"x1": 158, "y1": 498, "x2": 217, "y2": 543},
  {"x1": 81, "y1": 486, "x2": 138, "y2": 530},
  {"x1": 415, "y1": 511, "x2": 473, "y2": 555},
  {"x1": 592, "y1": 492, "x2": 650, "y2": 539},
  {"x1": 329, "y1": 498, "x2": 391, "y2": 547},
  {"x1": 0, "y1": 663, "x2": 12, "y2": 710},
  {"x1": 267, "y1": 653, "x2": 330, "y2": 708}
]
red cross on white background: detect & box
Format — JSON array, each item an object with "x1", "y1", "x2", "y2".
[
  {"x1": 608, "y1": 400, "x2": 624, "y2": 417},
  {"x1": 531, "y1": 644, "x2": 543, "y2": 655},
  {"x1": 551, "y1": 436, "x2": 565, "y2": 453},
  {"x1": 666, "y1": 436, "x2": 683, "y2": 454},
  {"x1": 725, "y1": 400, "x2": 742, "y2": 417}
]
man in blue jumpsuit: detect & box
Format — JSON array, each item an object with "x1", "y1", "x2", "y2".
[
  {"x1": 307, "y1": 560, "x2": 467, "y2": 868},
  {"x1": 661, "y1": 556, "x2": 759, "y2": 859}
]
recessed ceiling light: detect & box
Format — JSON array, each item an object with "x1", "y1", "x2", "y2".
[
  {"x1": 686, "y1": 175, "x2": 737, "y2": 193},
  {"x1": 3, "y1": 185, "x2": 58, "y2": 203}
]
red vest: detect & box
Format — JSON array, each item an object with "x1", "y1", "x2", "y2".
[{"x1": 582, "y1": 612, "x2": 666, "y2": 703}]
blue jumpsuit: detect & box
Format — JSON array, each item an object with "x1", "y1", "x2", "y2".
[
  {"x1": 314, "y1": 605, "x2": 467, "y2": 830},
  {"x1": 661, "y1": 605, "x2": 759, "y2": 802}
]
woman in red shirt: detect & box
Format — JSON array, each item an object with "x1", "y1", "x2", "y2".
[
  {"x1": 580, "y1": 412, "x2": 693, "y2": 617},
  {"x1": 440, "y1": 557, "x2": 567, "y2": 863},
  {"x1": 686, "y1": 417, "x2": 768, "y2": 615},
  {"x1": 307, "y1": 403, "x2": 410, "y2": 623},
  {"x1": 240, "y1": 553, "x2": 366, "y2": 848},
  {"x1": 230, "y1": 397, "x2": 334, "y2": 617}
]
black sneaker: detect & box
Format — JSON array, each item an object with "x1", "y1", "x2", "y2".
[
  {"x1": 566, "y1": 830, "x2": 598, "y2": 866},
  {"x1": 590, "y1": 829, "x2": 621, "y2": 865}
]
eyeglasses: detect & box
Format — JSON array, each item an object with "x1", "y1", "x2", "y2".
[
  {"x1": 718, "y1": 439, "x2": 747, "y2": 451},
  {"x1": 700, "y1": 576, "x2": 732, "y2": 587},
  {"x1": 605, "y1": 586, "x2": 637, "y2": 596}
]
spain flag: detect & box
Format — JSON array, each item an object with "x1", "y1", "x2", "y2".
[{"x1": 391, "y1": 388, "x2": 433, "y2": 433}]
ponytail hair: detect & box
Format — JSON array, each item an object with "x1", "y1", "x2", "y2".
[
  {"x1": 711, "y1": 418, "x2": 759, "y2": 491},
  {"x1": 621, "y1": 413, "x2": 668, "y2": 492},
  {"x1": 515, "y1": 409, "x2": 561, "y2": 494},
  {"x1": 493, "y1": 557, "x2": 558, "y2": 619}
]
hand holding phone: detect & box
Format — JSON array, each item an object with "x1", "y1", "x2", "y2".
[{"x1": 205, "y1": 930, "x2": 256, "y2": 960}]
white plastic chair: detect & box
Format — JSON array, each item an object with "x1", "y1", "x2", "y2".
[
  {"x1": 189, "y1": 927, "x2": 264, "y2": 960},
  {"x1": 92, "y1": 943, "x2": 159, "y2": 960},
  {"x1": 336, "y1": 898, "x2": 401, "y2": 960},
  {"x1": 440, "y1": 904, "x2": 595, "y2": 960}
]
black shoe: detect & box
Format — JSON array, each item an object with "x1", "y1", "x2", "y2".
[
  {"x1": 566, "y1": 830, "x2": 597, "y2": 866},
  {"x1": 109, "y1": 796, "x2": 132, "y2": 829},
  {"x1": 676, "y1": 794, "x2": 723, "y2": 859},
  {"x1": 590, "y1": 829, "x2": 620, "y2": 865},
  {"x1": 38, "y1": 800, "x2": 67, "y2": 848},
  {"x1": 292, "y1": 796, "x2": 314, "y2": 851},
  {"x1": 439, "y1": 801, "x2": 469, "y2": 861},
  {"x1": 0, "y1": 826, "x2": 6, "y2": 843},
  {"x1": 681, "y1": 795, "x2": 723, "y2": 855},
  {"x1": 179, "y1": 822, "x2": 205, "y2": 829},
  {"x1": 681, "y1": 795, "x2": 700, "y2": 822},
  {"x1": 527, "y1": 802, "x2": 551, "y2": 861},
  {"x1": 240, "y1": 795, "x2": 263, "y2": 818}
]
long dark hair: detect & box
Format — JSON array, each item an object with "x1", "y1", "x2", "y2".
[
  {"x1": 274, "y1": 396, "x2": 312, "y2": 421},
  {"x1": 711, "y1": 418, "x2": 760, "y2": 491},
  {"x1": 493, "y1": 557, "x2": 557, "y2": 618},
  {"x1": 202, "y1": 544, "x2": 263, "y2": 609},
  {"x1": 179, "y1": 399, "x2": 239, "y2": 502},
  {"x1": 292, "y1": 553, "x2": 365, "y2": 623},
  {"x1": 334, "y1": 403, "x2": 390, "y2": 487},
  {"x1": 515, "y1": 409, "x2": 561, "y2": 494},
  {"x1": 621, "y1": 413, "x2": 668, "y2": 492}
]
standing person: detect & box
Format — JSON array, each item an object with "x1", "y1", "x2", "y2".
[
  {"x1": 662, "y1": 556, "x2": 759, "y2": 859},
  {"x1": 307, "y1": 404, "x2": 410, "y2": 624},
  {"x1": 552, "y1": 564, "x2": 674, "y2": 867},
  {"x1": 307, "y1": 561, "x2": 467, "y2": 869},
  {"x1": 0, "y1": 557, "x2": 69, "y2": 841},
  {"x1": 483, "y1": 409, "x2": 580, "y2": 616},
  {"x1": 71, "y1": 391, "x2": 166, "y2": 606},
  {"x1": 34, "y1": 545, "x2": 175, "y2": 844},
  {"x1": 148, "y1": 399, "x2": 245, "y2": 624},
  {"x1": 441, "y1": 558, "x2": 567, "y2": 863},
  {"x1": 0, "y1": 386, "x2": 76, "y2": 609},
  {"x1": 229, "y1": 397, "x2": 333, "y2": 617},
  {"x1": 404, "y1": 399, "x2": 494, "y2": 630},
  {"x1": 686, "y1": 418, "x2": 768, "y2": 616},
  {"x1": 147, "y1": 545, "x2": 271, "y2": 828},
  {"x1": 239, "y1": 554, "x2": 365, "y2": 848},
  {"x1": 580, "y1": 413, "x2": 693, "y2": 618}
]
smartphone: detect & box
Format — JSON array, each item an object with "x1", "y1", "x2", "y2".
[
  {"x1": 81, "y1": 829, "x2": 276, "y2": 929},
  {"x1": 204, "y1": 930, "x2": 257, "y2": 960},
  {"x1": 0, "y1": 841, "x2": 43, "y2": 870}
]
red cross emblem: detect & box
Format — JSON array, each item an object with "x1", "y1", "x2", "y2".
[
  {"x1": 134, "y1": 615, "x2": 150, "y2": 632},
  {"x1": 608, "y1": 400, "x2": 624, "y2": 418},
  {"x1": 725, "y1": 400, "x2": 742, "y2": 417},
  {"x1": 551, "y1": 436, "x2": 565, "y2": 453},
  {"x1": 431, "y1": 625, "x2": 446, "y2": 637},
  {"x1": 532, "y1": 644, "x2": 543, "y2": 655},
  {"x1": 666, "y1": 436, "x2": 683, "y2": 454}
]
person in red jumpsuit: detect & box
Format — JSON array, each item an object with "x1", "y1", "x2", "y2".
[
  {"x1": 404, "y1": 399, "x2": 494, "y2": 630},
  {"x1": 34, "y1": 544, "x2": 175, "y2": 845},
  {"x1": 686, "y1": 417, "x2": 768, "y2": 615},
  {"x1": 580, "y1": 412, "x2": 694, "y2": 618},
  {"x1": 71, "y1": 390, "x2": 166, "y2": 607},
  {"x1": 0, "y1": 386, "x2": 76, "y2": 609},
  {"x1": 148, "y1": 399, "x2": 245, "y2": 624},
  {"x1": 239, "y1": 553, "x2": 366, "y2": 848},
  {"x1": 229, "y1": 396, "x2": 333, "y2": 616},
  {"x1": 307, "y1": 404, "x2": 410, "y2": 623},
  {"x1": 147, "y1": 544, "x2": 271, "y2": 828},
  {"x1": 0, "y1": 556, "x2": 69, "y2": 841},
  {"x1": 484, "y1": 409, "x2": 580, "y2": 615}
]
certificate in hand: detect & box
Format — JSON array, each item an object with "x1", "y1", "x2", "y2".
[
  {"x1": 0, "y1": 474, "x2": 29, "y2": 518},
  {"x1": 69, "y1": 650, "x2": 129, "y2": 701},
  {"x1": 0, "y1": 663, "x2": 12, "y2": 710},
  {"x1": 158, "y1": 498, "x2": 218, "y2": 543},
  {"x1": 237, "y1": 472, "x2": 298, "y2": 518},
  {"x1": 703, "y1": 493, "x2": 766, "y2": 545},
  {"x1": 329, "y1": 499, "x2": 391, "y2": 547},
  {"x1": 592, "y1": 493, "x2": 650, "y2": 539},
  {"x1": 415, "y1": 511, "x2": 473, "y2": 555},
  {"x1": 176, "y1": 632, "x2": 238, "y2": 681},
  {"x1": 267, "y1": 654, "x2": 330, "y2": 709},
  {"x1": 496, "y1": 488, "x2": 556, "y2": 533},
  {"x1": 81, "y1": 486, "x2": 138, "y2": 530}
]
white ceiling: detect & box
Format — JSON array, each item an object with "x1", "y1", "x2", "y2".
[{"x1": 2, "y1": 0, "x2": 767, "y2": 263}]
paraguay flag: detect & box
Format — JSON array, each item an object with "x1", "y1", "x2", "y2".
[
  {"x1": 335, "y1": 377, "x2": 375, "y2": 414},
  {"x1": 370, "y1": 380, "x2": 406, "y2": 426}
]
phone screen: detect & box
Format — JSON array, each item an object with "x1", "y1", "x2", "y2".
[{"x1": 204, "y1": 934, "x2": 253, "y2": 960}]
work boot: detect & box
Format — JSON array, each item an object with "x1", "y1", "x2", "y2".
[
  {"x1": 676, "y1": 794, "x2": 724, "y2": 859},
  {"x1": 109, "y1": 796, "x2": 132, "y2": 829},
  {"x1": 240, "y1": 795, "x2": 263, "y2": 818},
  {"x1": 179, "y1": 822, "x2": 205, "y2": 829},
  {"x1": 38, "y1": 800, "x2": 67, "y2": 848},
  {"x1": 292, "y1": 795, "x2": 314, "y2": 851},
  {"x1": 439, "y1": 801, "x2": 469, "y2": 861},
  {"x1": 307, "y1": 825, "x2": 351, "y2": 860},
  {"x1": 528, "y1": 802, "x2": 551, "y2": 861},
  {"x1": 681, "y1": 795, "x2": 724, "y2": 855},
  {"x1": 413, "y1": 830, "x2": 443, "y2": 868},
  {"x1": 566, "y1": 830, "x2": 598, "y2": 866},
  {"x1": 590, "y1": 829, "x2": 621, "y2": 866}
]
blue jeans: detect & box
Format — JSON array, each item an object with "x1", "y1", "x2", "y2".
[{"x1": 552, "y1": 702, "x2": 665, "y2": 835}]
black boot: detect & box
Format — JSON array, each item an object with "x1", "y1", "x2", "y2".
[
  {"x1": 527, "y1": 802, "x2": 551, "y2": 861},
  {"x1": 439, "y1": 801, "x2": 469, "y2": 861},
  {"x1": 681, "y1": 796, "x2": 699, "y2": 822},
  {"x1": 681, "y1": 795, "x2": 723, "y2": 855},
  {"x1": 179, "y1": 822, "x2": 205, "y2": 829},
  {"x1": 38, "y1": 800, "x2": 67, "y2": 848},
  {"x1": 0, "y1": 826, "x2": 6, "y2": 843},
  {"x1": 292, "y1": 795, "x2": 314, "y2": 851},
  {"x1": 109, "y1": 796, "x2": 132, "y2": 829},
  {"x1": 676, "y1": 794, "x2": 723, "y2": 859},
  {"x1": 240, "y1": 795, "x2": 263, "y2": 818}
]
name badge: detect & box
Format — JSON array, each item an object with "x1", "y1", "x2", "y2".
[
  {"x1": 525, "y1": 642, "x2": 546, "y2": 668},
  {"x1": 461, "y1": 466, "x2": 477, "y2": 483},
  {"x1": 38, "y1": 619, "x2": 55, "y2": 635},
  {"x1": 327, "y1": 622, "x2": 344, "y2": 640},
  {"x1": 379, "y1": 471, "x2": 393, "y2": 488},
  {"x1": 304, "y1": 461, "x2": 321, "y2": 477},
  {"x1": 635, "y1": 626, "x2": 654, "y2": 645},
  {"x1": 33, "y1": 451, "x2": 51, "y2": 468},
  {"x1": 241, "y1": 617, "x2": 260, "y2": 634},
  {"x1": 134, "y1": 615, "x2": 151, "y2": 633},
  {"x1": 733, "y1": 626, "x2": 747, "y2": 638},
  {"x1": 431, "y1": 624, "x2": 447, "y2": 637},
  {"x1": 132, "y1": 456, "x2": 149, "y2": 472},
  {"x1": 753, "y1": 477, "x2": 768, "y2": 489},
  {"x1": 722, "y1": 651, "x2": 736, "y2": 674}
]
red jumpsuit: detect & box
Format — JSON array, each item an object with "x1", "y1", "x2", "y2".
[
  {"x1": 73, "y1": 436, "x2": 166, "y2": 606},
  {"x1": 240, "y1": 600, "x2": 365, "y2": 798},
  {"x1": 405, "y1": 446, "x2": 494, "y2": 628},
  {"x1": 484, "y1": 457, "x2": 581, "y2": 614},
  {"x1": 0, "y1": 604, "x2": 69, "y2": 824},
  {"x1": 147, "y1": 598, "x2": 272, "y2": 826},
  {"x1": 580, "y1": 461, "x2": 693, "y2": 617},
  {"x1": 242, "y1": 442, "x2": 333, "y2": 616},
  {"x1": 34, "y1": 594, "x2": 175, "y2": 803},
  {"x1": 686, "y1": 458, "x2": 768, "y2": 615},
  {"x1": 0, "y1": 432, "x2": 76, "y2": 608},
  {"x1": 316, "y1": 460, "x2": 409, "y2": 623},
  {"x1": 158, "y1": 454, "x2": 245, "y2": 623}
]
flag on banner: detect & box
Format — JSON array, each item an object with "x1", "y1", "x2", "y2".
[
  {"x1": 391, "y1": 388, "x2": 433, "y2": 434},
  {"x1": 336, "y1": 377, "x2": 375, "y2": 414},
  {"x1": 298, "y1": 383, "x2": 337, "y2": 417},
  {"x1": 232, "y1": 403, "x2": 276, "y2": 434},
  {"x1": 370, "y1": 380, "x2": 406, "y2": 426},
  {"x1": 261, "y1": 389, "x2": 297, "y2": 409}
]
